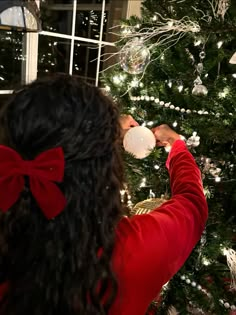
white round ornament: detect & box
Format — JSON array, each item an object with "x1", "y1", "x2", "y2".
[
  {"x1": 120, "y1": 38, "x2": 150, "y2": 75},
  {"x1": 123, "y1": 126, "x2": 156, "y2": 159}
]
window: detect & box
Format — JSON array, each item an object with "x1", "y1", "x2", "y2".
[{"x1": 0, "y1": 0, "x2": 141, "y2": 98}]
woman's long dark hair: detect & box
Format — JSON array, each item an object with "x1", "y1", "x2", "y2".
[{"x1": 0, "y1": 74, "x2": 124, "y2": 315}]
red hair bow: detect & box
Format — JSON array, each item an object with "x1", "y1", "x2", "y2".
[{"x1": 0, "y1": 146, "x2": 66, "y2": 219}]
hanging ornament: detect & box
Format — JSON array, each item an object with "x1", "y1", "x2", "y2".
[
  {"x1": 192, "y1": 77, "x2": 208, "y2": 96},
  {"x1": 120, "y1": 38, "x2": 151, "y2": 75},
  {"x1": 123, "y1": 126, "x2": 156, "y2": 159},
  {"x1": 192, "y1": 84, "x2": 208, "y2": 96},
  {"x1": 229, "y1": 52, "x2": 236, "y2": 64},
  {"x1": 223, "y1": 248, "x2": 236, "y2": 290},
  {"x1": 131, "y1": 197, "x2": 167, "y2": 216},
  {"x1": 186, "y1": 132, "x2": 200, "y2": 147},
  {"x1": 192, "y1": 48, "x2": 208, "y2": 96}
]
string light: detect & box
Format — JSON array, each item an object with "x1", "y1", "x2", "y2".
[
  {"x1": 215, "y1": 176, "x2": 221, "y2": 182},
  {"x1": 194, "y1": 39, "x2": 202, "y2": 46},
  {"x1": 152, "y1": 15, "x2": 157, "y2": 21},
  {"x1": 105, "y1": 85, "x2": 111, "y2": 92},
  {"x1": 217, "y1": 41, "x2": 223, "y2": 48},
  {"x1": 154, "y1": 164, "x2": 160, "y2": 170},
  {"x1": 168, "y1": 81, "x2": 173, "y2": 88},
  {"x1": 140, "y1": 177, "x2": 147, "y2": 188},
  {"x1": 173, "y1": 121, "x2": 178, "y2": 127},
  {"x1": 130, "y1": 78, "x2": 139, "y2": 87},
  {"x1": 178, "y1": 85, "x2": 184, "y2": 92}
]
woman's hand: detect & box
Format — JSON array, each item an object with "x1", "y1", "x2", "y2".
[
  {"x1": 120, "y1": 115, "x2": 139, "y2": 138},
  {"x1": 152, "y1": 124, "x2": 180, "y2": 147}
]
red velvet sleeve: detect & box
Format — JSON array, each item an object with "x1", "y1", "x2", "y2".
[{"x1": 114, "y1": 140, "x2": 208, "y2": 303}]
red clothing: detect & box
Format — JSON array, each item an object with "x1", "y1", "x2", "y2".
[
  {"x1": 110, "y1": 140, "x2": 208, "y2": 315},
  {"x1": 0, "y1": 140, "x2": 208, "y2": 314}
]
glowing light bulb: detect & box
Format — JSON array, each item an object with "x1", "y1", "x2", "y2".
[
  {"x1": 113, "y1": 75, "x2": 121, "y2": 85},
  {"x1": 172, "y1": 121, "x2": 178, "y2": 127},
  {"x1": 178, "y1": 85, "x2": 183, "y2": 92},
  {"x1": 202, "y1": 258, "x2": 210, "y2": 266},
  {"x1": 194, "y1": 40, "x2": 202, "y2": 46},
  {"x1": 168, "y1": 81, "x2": 172, "y2": 88},
  {"x1": 215, "y1": 176, "x2": 221, "y2": 182},
  {"x1": 154, "y1": 165, "x2": 160, "y2": 170},
  {"x1": 105, "y1": 85, "x2": 111, "y2": 92},
  {"x1": 217, "y1": 41, "x2": 223, "y2": 48},
  {"x1": 130, "y1": 78, "x2": 139, "y2": 87}
]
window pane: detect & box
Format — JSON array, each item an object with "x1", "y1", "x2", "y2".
[
  {"x1": 0, "y1": 31, "x2": 24, "y2": 89},
  {"x1": 73, "y1": 41, "x2": 98, "y2": 83},
  {"x1": 41, "y1": 1, "x2": 73, "y2": 35},
  {"x1": 75, "y1": 10, "x2": 106, "y2": 40},
  {"x1": 38, "y1": 35, "x2": 71, "y2": 76}
]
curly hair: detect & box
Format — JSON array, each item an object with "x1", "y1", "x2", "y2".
[{"x1": 0, "y1": 74, "x2": 125, "y2": 315}]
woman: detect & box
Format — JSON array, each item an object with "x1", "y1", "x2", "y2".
[{"x1": 0, "y1": 74, "x2": 208, "y2": 315}]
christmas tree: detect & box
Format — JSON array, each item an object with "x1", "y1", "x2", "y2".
[{"x1": 103, "y1": 0, "x2": 236, "y2": 314}]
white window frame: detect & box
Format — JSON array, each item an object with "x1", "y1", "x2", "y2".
[{"x1": 0, "y1": 0, "x2": 142, "y2": 94}]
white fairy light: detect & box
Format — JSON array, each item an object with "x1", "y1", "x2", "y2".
[
  {"x1": 152, "y1": 15, "x2": 157, "y2": 21},
  {"x1": 147, "y1": 121, "x2": 154, "y2": 126},
  {"x1": 194, "y1": 39, "x2": 202, "y2": 46},
  {"x1": 173, "y1": 121, "x2": 178, "y2": 127},
  {"x1": 154, "y1": 164, "x2": 160, "y2": 170},
  {"x1": 105, "y1": 85, "x2": 111, "y2": 92},
  {"x1": 232, "y1": 73, "x2": 236, "y2": 78},
  {"x1": 218, "y1": 87, "x2": 230, "y2": 98},
  {"x1": 217, "y1": 41, "x2": 223, "y2": 48},
  {"x1": 168, "y1": 81, "x2": 173, "y2": 88},
  {"x1": 215, "y1": 176, "x2": 221, "y2": 182},
  {"x1": 202, "y1": 257, "x2": 211, "y2": 266},
  {"x1": 130, "y1": 78, "x2": 139, "y2": 87},
  {"x1": 178, "y1": 85, "x2": 184, "y2": 92},
  {"x1": 139, "y1": 82, "x2": 144, "y2": 87},
  {"x1": 140, "y1": 177, "x2": 147, "y2": 188}
]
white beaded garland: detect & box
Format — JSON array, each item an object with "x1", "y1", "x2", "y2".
[
  {"x1": 180, "y1": 275, "x2": 235, "y2": 311},
  {"x1": 129, "y1": 94, "x2": 227, "y2": 117}
]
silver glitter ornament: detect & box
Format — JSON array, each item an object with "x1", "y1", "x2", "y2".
[{"x1": 192, "y1": 84, "x2": 208, "y2": 96}]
